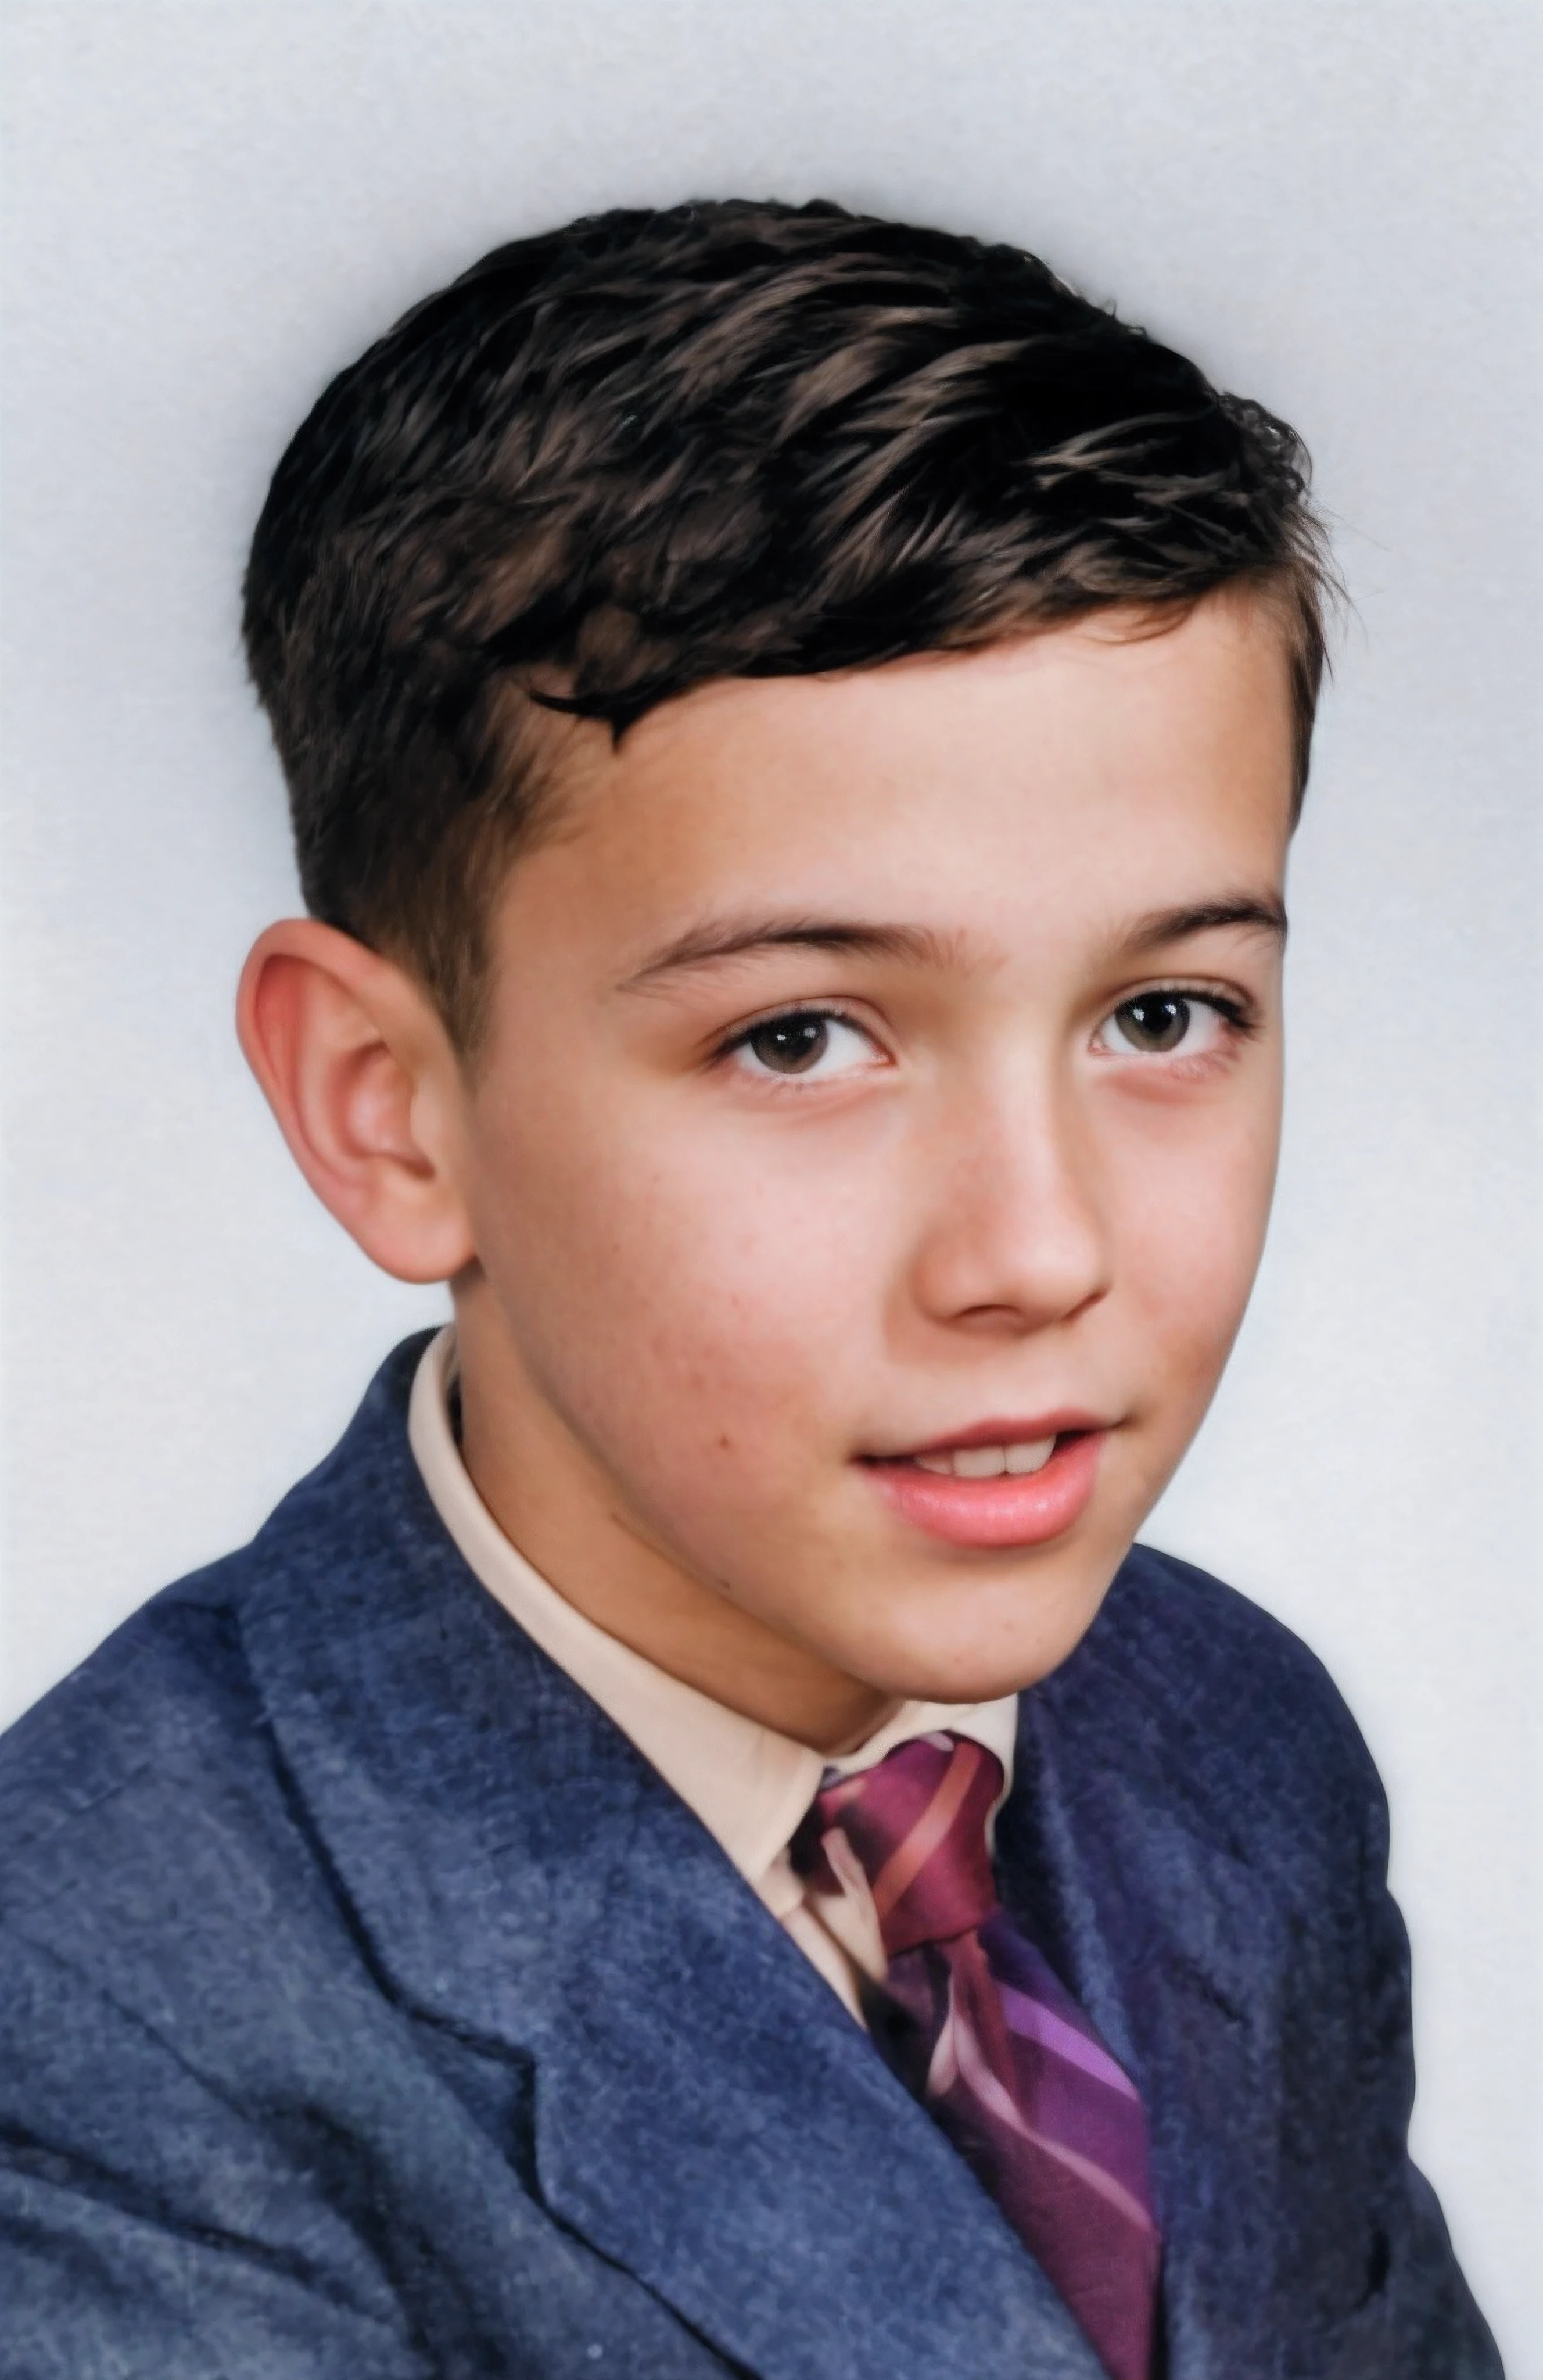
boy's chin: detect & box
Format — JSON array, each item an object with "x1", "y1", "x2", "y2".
[
  {"x1": 816, "y1": 1550, "x2": 1128, "y2": 1709},
  {"x1": 833, "y1": 1612, "x2": 1108, "y2": 1709}
]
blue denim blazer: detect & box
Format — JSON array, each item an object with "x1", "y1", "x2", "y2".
[{"x1": 0, "y1": 1337, "x2": 1499, "y2": 2378}]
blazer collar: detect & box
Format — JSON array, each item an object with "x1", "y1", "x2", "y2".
[{"x1": 240, "y1": 1342, "x2": 1106, "y2": 2380}]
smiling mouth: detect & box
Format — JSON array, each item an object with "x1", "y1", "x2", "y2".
[{"x1": 860, "y1": 1421, "x2": 1108, "y2": 1548}]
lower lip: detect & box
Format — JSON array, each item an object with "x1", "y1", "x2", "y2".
[{"x1": 864, "y1": 1431, "x2": 1106, "y2": 1549}]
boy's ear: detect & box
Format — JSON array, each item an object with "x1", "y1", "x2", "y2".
[{"x1": 237, "y1": 920, "x2": 477, "y2": 1284}]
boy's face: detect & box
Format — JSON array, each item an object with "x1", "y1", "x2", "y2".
[{"x1": 438, "y1": 592, "x2": 1295, "y2": 1743}]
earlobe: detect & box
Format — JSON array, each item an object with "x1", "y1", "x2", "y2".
[{"x1": 236, "y1": 920, "x2": 477, "y2": 1284}]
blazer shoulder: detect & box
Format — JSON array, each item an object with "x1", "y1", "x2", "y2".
[
  {"x1": 0, "y1": 1333, "x2": 436, "y2": 1924},
  {"x1": 0, "y1": 1553, "x2": 270, "y2": 1909},
  {"x1": 1035, "y1": 1541, "x2": 1389, "y2": 1879},
  {"x1": 1104, "y1": 1539, "x2": 1372, "y2": 1743}
]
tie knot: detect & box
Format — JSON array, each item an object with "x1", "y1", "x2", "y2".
[{"x1": 791, "y1": 1731, "x2": 1003, "y2": 1958}]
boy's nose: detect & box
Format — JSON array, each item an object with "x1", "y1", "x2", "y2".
[{"x1": 905, "y1": 1075, "x2": 1113, "y2": 1338}]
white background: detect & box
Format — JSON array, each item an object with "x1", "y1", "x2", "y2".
[{"x1": 2, "y1": 2, "x2": 1538, "y2": 2364}]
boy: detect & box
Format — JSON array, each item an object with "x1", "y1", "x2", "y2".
[{"x1": 0, "y1": 201, "x2": 1500, "y2": 2377}]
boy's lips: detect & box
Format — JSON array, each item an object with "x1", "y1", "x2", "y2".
[{"x1": 861, "y1": 1415, "x2": 1110, "y2": 1549}]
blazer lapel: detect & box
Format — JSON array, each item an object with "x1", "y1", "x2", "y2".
[
  {"x1": 242, "y1": 1349, "x2": 1106, "y2": 2380},
  {"x1": 999, "y1": 1567, "x2": 1291, "y2": 2380}
]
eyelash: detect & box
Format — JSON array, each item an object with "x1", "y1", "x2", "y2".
[
  {"x1": 1121, "y1": 984, "x2": 1258, "y2": 1035},
  {"x1": 716, "y1": 1003, "x2": 876, "y2": 1067},
  {"x1": 1092, "y1": 983, "x2": 1260, "y2": 1064}
]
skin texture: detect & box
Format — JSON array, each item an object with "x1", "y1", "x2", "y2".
[{"x1": 241, "y1": 591, "x2": 1296, "y2": 1754}]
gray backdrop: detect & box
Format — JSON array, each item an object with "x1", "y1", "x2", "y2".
[{"x1": 2, "y1": 2, "x2": 1538, "y2": 2364}]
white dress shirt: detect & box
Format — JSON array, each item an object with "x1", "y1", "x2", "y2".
[{"x1": 408, "y1": 1326, "x2": 1018, "y2": 2023}]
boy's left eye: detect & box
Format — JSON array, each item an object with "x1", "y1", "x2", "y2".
[
  {"x1": 726, "y1": 1011, "x2": 878, "y2": 1080},
  {"x1": 1094, "y1": 992, "x2": 1237, "y2": 1057}
]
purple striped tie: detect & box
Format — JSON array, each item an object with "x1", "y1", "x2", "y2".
[{"x1": 792, "y1": 1731, "x2": 1160, "y2": 2380}]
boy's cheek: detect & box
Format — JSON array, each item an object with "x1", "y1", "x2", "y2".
[
  {"x1": 466, "y1": 1121, "x2": 867, "y2": 1448},
  {"x1": 472, "y1": 1076, "x2": 890, "y2": 1342}
]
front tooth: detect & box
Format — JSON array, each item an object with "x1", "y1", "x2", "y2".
[
  {"x1": 914, "y1": 1451, "x2": 957, "y2": 1475},
  {"x1": 1004, "y1": 1438, "x2": 1057, "y2": 1475},
  {"x1": 953, "y1": 1444, "x2": 1008, "y2": 1479}
]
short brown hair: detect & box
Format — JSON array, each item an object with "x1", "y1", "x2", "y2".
[{"x1": 243, "y1": 199, "x2": 1333, "y2": 1049}]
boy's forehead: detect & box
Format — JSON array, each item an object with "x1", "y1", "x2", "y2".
[{"x1": 513, "y1": 596, "x2": 1295, "y2": 963}]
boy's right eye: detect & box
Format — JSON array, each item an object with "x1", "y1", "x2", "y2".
[{"x1": 725, "y1": 1010, "x2": 878, "y2": 1080}]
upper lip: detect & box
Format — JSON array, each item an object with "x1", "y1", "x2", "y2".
[{"x1": 869, "y1": 1412, "x2": 1114, "y2": 1461}]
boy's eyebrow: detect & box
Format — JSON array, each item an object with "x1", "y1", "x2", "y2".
[
  {"x1": 620, "y1": 894, "x2": 1287, "y2": 991},
  {"x1": 620, "y1": 916, "x2": 959, "y2": 985},
  {"x1": 1114, "y1": 895, "x2": 1289, "y2": 957}
]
